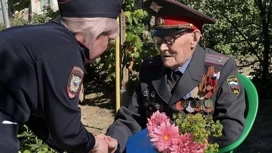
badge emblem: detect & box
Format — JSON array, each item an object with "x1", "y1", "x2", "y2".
[
  {"x1": 155, "y1": 17, "x2": 164, "y2": 26},
  {"x1": 67, "y1": 66, "x2": 84, "y2": 99},
  {"x1": 227, "y1": 75, "x2": 240, "y2": 96},
  {"x1": 150, "y1": 2, "x2": 163, "y2": 13}
]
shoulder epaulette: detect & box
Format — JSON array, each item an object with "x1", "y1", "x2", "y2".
[{"x1": 205, "y1": 53, "x2": 230, "y2": 66}]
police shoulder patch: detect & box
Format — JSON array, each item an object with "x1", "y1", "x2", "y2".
[
  {"x1": 227, "y1": 75, "x2": 239, "y2": 96},
  {"x1": 67, "y1": 66, "x2": 84, "y2": 99}
]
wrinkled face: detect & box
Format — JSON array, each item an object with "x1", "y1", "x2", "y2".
[
  {"x1": 154, "y1": 31, "x2": 197, "y2": 69},
  {"x1": 88, "y1": 32, "x2": 117, "y2": 63}
]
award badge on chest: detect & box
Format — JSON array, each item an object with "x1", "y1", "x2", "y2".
[{"x1": 175, "y1": 66, "x2": 220, "y2": 114}]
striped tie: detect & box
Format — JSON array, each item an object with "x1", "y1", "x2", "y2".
[{"x1": 168, "y1": 70, "x2": 182, "y2": 88}]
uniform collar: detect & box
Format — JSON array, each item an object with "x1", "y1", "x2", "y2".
[
  {"x1": 51, "y1": 20, "x2": 90, "y2": 60},
  {"x1": 77, "y1": 41, "x2": 90, "y2": 60}
]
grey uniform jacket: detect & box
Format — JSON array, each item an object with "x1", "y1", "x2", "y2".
[{"x1": 107, "y1": 45, "x2": 246, "y2": 153}]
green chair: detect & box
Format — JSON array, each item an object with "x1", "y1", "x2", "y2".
[{"x1": 218, "y1": 73, "x2": 259, "y2": 153}]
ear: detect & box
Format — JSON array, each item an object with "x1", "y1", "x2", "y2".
[
  {"x1": 75, "y1": 33, "x2": 85, "y2": 44},
  {"x1": 191, "y1": 30, "x2": 201, "y2": 48}
]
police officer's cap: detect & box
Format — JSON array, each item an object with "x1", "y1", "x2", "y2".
[
  {"x1": 143, "y1": 0, "x2": 216, "y2": 36},
  {"x1": 58, "y1": 0, "x2": 123, "y2": 19}
]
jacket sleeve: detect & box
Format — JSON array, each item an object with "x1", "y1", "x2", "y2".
[
  {"x1": 106, "y1": 79, "x2": 147, "y2": 153},
  {"x1": 36, "y1": 44, "x2": 95, "y2": 153},
  {"x1": 212, "y1": 58, "x2": 246, "y2": 147}
]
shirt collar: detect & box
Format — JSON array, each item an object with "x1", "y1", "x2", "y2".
[{"x1": 177, "y1": 57, "x2": 192, "y2": 73}]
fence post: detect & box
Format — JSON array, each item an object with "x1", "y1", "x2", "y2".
[{"x1": 0, "y1": 0, "x2": 10, "y2": 28}]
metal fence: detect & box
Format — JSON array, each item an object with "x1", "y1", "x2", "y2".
[{"x1": 0, "y1": 0, "x2": 58, "y2": 28}]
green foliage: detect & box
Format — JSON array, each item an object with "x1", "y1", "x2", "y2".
[
  {"x1": 86, "y1": 43, "x2": 118, "y2": 90},
  {"x1": 18, "y1": 125, "x2": 56, "y2": 153},
  {"x1": 8, "y1": 0, "x2": 30, "y2": 13},
  {"x1": 121, "y1": 0, "x2": 158, "y2": 92},
  {"x1": 173, "y1": 113, "x2": 223, "y2": 152},
  {"x1": 9, "y1": 6, "x2": 59, "y2": 26},
  {"x1": 31, "y1": 7, "x2": 59, "y2": 24},
  {"x1": 0, "y1": 23, "x2": 4, "y2": 30}
]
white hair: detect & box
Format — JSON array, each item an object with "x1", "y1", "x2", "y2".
[{"x1": 60, "y1": 17, "x2": 119, "y2": 49}]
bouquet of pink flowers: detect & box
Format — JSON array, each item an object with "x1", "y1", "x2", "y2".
[{"x1": 147, "y1": 111, "x2": 223, "y2": 153}]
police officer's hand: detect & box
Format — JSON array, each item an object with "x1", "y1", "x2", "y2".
[
  {"x1": 89, "y1": 135, "x2": 109, "y2": 153},
  {"x1": 97, "y1": 134, "x2": 118, "y2": 153}
]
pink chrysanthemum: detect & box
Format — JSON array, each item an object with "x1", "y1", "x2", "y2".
[
  {"x1": 149, "y1": 121, "x2": 179, "y2": 152},
  {"x1": 170, "y1": 133, "x2": 207, "y2": 153},
  {"x1": 147, "y1": 110, "x2": 169, "y2": 132}
]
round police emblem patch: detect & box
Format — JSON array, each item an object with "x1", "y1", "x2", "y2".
[
  {"x1": 67, "y1": 66, "x2": 84, "y2": 99},
  {"x1": 227, "y1": 75, "x2": 240, "y2": 96}
]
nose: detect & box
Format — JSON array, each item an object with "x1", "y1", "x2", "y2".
[{"x1": 158, "y1": 42, "x2": 168, "y2": 52}]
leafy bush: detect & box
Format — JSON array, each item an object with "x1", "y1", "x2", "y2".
[{"x1": 18, "y1": 125, "x2": 56, "y2": 153}]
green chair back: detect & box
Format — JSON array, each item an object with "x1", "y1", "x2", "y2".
[{"x1": 218, "y1": 74, "x2": 259, "y2": 153}]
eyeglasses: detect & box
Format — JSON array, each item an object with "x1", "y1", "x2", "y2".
[{"x1": 152, "y1": 30, "x2": 193, "y2": 45}]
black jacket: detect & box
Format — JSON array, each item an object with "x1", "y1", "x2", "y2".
[{"x1": 0, "y1": 21, "x2": 94, "y2": 153}]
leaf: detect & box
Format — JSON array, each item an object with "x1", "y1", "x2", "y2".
[{"x1": 133, "y1": 51, "x2": 140, "y2": 58}]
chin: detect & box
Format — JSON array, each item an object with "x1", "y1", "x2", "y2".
[
  {"x1": 88, "y1": 56, "x2": 97, "y2": 63},
  {"x1": 163, "y1": 62, "x2": 180, "y2": 69},
  {"x1": 163, "y1": 62, "x2": 173, "y2": 68}
]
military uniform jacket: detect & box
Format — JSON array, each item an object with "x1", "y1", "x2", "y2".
[
  {"x1": 107, "y1": 45, "x2": 246, "y2": 153},
  {"x1": 0, "y1": 21, "x2": 94, "y2": 153}
]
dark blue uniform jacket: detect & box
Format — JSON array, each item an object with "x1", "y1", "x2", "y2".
[{"x1": 0, "y1": 21, "x2": 94, "y2": 153}]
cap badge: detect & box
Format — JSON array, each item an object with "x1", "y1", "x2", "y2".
[
  {"x1": 227, "y1": 75, "x2": 240, "y2": 96},
  {"x1": 155, "y1": 17, "x2": 164, "y2": 26},
  {"x1": 150, "y1": 2, "x2": 163, "y2": 13},
  {"x1": 67, "y1": 66, "x2": 84, "y2": 99}
]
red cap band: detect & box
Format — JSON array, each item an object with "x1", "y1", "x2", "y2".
[{"x1": 155, "y1": 16, "x2": 203, "y2": 31}]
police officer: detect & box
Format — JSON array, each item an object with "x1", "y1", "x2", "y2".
[
  {"x1": 106, "y1": 0, "x2": 246, "y2": 152},
  {"x1": 0, "y1": 0, "x2": 123, "y2": 152}
]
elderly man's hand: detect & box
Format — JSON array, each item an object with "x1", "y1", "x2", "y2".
[{"x1": 96, "y1": 134, "x2": 118, "y2": 153}]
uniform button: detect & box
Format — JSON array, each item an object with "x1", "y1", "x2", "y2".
[
  {"x1": 155, "y1": 103, "x2": 161, "y2": 110},
  {"x1": 143, "y1": 90, "x2": 150, "y2": 99},
  {"x1": 151, "y1": 91, "x2": 155, "y2": 98}
]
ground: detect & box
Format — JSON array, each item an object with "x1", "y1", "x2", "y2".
[{"x1": 79, "y1": 91, "x2": 116, "y2": 135}]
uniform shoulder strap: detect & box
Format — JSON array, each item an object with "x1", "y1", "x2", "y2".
[{"x1": 205, "y1": 53, "x2": 230, "y2": 66}]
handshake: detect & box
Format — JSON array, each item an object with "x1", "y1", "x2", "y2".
[{"x1": 89, "y1": 134, "x2": 118, "y2": 153}]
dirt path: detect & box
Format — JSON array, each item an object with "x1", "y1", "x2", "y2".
[
  {"x1": 80, "y1": 105, "x2": 114, "y2": 135},
  {"x1": 79, "y1": 92, "x2": 115, "y2": 135}
]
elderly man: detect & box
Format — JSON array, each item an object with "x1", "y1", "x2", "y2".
[
  {"x1": 0, "y1": 0, "x2": 123, "y2": 152},
  {"x1": 106, "y1": 0, "x2": 245, "y2": 152}
]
